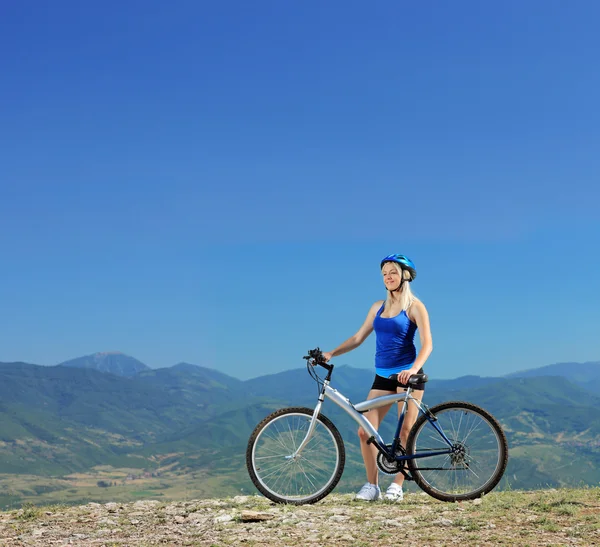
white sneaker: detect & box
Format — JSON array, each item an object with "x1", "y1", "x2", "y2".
[
  {"x1": 384, "y1": 483, "x2": 404, "y2": 501},
  {"x1": 355, "y1": 482, "x2": 381, "y2": 501}
]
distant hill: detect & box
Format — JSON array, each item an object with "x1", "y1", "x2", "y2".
[
  {"x1": 57, "y1": 352, "x2": 150, "y2": 377},
  {"x1": 506, "y1": 361, "x2": 600, "y2": 395},
  {"x1": 0, "y1": 359, "x2": 274, "y2": 475},
  {"x1": 135, "y1": 362, "x2": 248, "y2": 411}
]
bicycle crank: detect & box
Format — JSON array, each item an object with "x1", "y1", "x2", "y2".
[{"x1": 376, "y1": 444, "x2": 408, "y2": 475}]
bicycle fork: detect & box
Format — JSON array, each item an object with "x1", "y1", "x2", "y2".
[{"x1": 287, "y1": 390, "x2": 327, "y2": 460}]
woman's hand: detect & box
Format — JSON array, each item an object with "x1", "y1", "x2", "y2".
[
  {"x1": 322, "y1": 351, "x2": 333, "y2": 362},
  {"x1": 398, "y1": 366, "x2": 420, "y2": 385}
]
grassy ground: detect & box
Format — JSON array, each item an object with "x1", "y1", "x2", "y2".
[{"x1": 0, "y1": 487, "x2": 598, "y2": 546}]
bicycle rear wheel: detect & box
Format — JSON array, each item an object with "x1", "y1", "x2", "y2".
[
  {"x1": 406, "y1": 401, "x2": 508, "y2": 502},
  {"x1": 246, "y1": 407, "x2": 345, "y2": 504}
]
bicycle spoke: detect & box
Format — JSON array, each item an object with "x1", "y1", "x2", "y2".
[
  {"x1": 286, "y1": 422, "x2": 297, "y2": 453},
  {"x1": 303, "y1": 434, "x2": 326, "y2": 452},
  {"x1": 462, "y1": 417, "x2": 483, "y2": 445},
  {"x1": 466, "y1": 464, "x2": 481, "y2": 479},
  {"x1": 295, "y1": 460, "x2": 318, "y2": 490},
  {"x1": 258, "y1": 459, "x2": 293, "y2": 481},
  {"x1": 265, "y1": 427, "x2": 294, "y2": 452},
  {"x1": 299, "y1": 455, "x2": 331, "y2": 475},
  {"x1": 255, "y1": 453, "x2": 292, "y2": 461}
]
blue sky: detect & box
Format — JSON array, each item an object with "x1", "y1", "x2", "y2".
[{"x1": 1, "y1": 1, "x2": 599, "y2": 380}]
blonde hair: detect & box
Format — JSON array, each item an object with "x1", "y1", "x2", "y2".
[{"x1": 382, "y1": 261, "x2": 416, "y2": 313}]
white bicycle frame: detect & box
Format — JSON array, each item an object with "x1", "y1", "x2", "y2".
[{"x1": 290, "y1": 378, "x2": 448, "y2": 459}]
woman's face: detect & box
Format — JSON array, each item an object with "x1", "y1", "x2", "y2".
[{"x1": 381, "y1": 263, "x2": 402, "y2": 291}]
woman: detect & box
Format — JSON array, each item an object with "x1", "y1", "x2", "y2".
[{"x1": 322, "y1": 254, "x2": 433, "y2": 502}]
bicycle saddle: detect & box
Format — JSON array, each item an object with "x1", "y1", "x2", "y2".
[{"x1": 388, "y1": 373, "x2": 429, "y2": 386}]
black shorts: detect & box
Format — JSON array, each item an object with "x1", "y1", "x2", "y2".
[{"x1": 371, "y1": 368, "x2": 426, "y2": 392}]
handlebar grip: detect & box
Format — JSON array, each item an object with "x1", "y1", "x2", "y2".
[
  {"x1": 304, "y1": 348, "x2": 326, "y2": 364},
  {"x1": 304, "y1": 348, "x2": 333, "y2": 372}
]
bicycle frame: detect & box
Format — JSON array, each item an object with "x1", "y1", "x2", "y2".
[
  {"x1": 291, "y1": 379, "x2": 455, "y2": 466},
  {"x1": 249, "y1": 354, "x2": 509, "y2": 505}
]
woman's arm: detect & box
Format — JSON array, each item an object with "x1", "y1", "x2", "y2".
[
  {"x1": 398, "y1": 300, "x2": 433, "y2": 384},
  {"x1": 322, "y1": 301, "x2": 382, "y2": 361}
]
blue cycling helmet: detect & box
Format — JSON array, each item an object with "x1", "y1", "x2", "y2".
[{"x1": 380, "y1": 254, "x2": 417, "y2": 281}]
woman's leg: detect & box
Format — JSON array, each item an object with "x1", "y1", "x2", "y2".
[
  {"x1": 358, "y1": 389, "x2": 394, "y2": 485},
  {"x1": 392, "y1": 388, "x2": 424, "y2": 487}
]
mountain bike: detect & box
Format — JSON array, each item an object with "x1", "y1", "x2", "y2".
[{"x1": 246, "y1": 348, "x2": 508, "y2": 505}]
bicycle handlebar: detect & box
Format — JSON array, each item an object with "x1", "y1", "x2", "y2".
[
  {"x1": 303, "y1": 348, "x2": 331, "y2": 369},
  {"x1": 303, "y1": 347, "x2": 326, "y2": 364},
  {"x1": 303, "y1": 347, "x2": 430, "y2": 391}
]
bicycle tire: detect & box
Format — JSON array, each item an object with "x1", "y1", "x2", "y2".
[
  {"x1": 246, "y1": 407, "x2": 345, "y2": 504},
  {"x1": 406, "y1": 401, "x2": 508, "y2": 502}
]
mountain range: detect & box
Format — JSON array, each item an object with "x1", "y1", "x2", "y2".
[
  {"x1": 0, "y1": 351, "x2": 599, "y2": 508},
  {"x1": 58, "y1": 352, "x2": 150, "y2": 377}
]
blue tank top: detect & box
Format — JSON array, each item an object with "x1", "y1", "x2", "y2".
[{"x1": 373, "y1": 303, "x2": 417, "y2": 373}]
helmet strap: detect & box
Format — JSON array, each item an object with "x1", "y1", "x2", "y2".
[{"x1": 391, "y1": 278, "x2": 405, "y2": 293}]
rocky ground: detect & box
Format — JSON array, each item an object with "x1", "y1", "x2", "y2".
[{"x1": 0, "y1": 488, "x2": 598, "y2": 546}]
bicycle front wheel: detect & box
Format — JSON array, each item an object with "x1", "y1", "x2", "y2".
[
  {"x1": 406, "y1": 401, "x2": 508, "y2": 502},
  {"x1": 246, "y1": 407, "x2": 345, "y2": 504}
]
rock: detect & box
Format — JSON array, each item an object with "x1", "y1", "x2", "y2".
[
  {"x1": 432, "y1": 518, "x2": 453, "y2": 526},
  {"x1": 128, "y1": 511, "x2": 146, "y2": 517},
  {"x1": 328, "y1": 515, "x2": 350, "y2": 522},
  {"x1": 240, "y1": 511, "x2": 275, "y2": 522},
  {"x1": 233, "y1": 496, "x2": 251, "y2": 504},
  {"x1": 214, "y1": 514, "x2": 234, "y2": 523},
  {"x1": 186, "y1": 511, "x2": 205, "y2": 523},
  {"x1": 164, "y1": 506, "x2": 187, "y2": 516},
  {"x1": 382, "y1": 516, "x2": 415, "y2": 527},
  {"x1": 174, "y1": 515, "x2": 186, "y2": 524},
  {"x1": 133, "y1": 500, "x2": 161, "y2": 509},
  {"x1": 206, "y1": 500, "x2": 230, "y2": 508},
  {"x1": 472, "y1": 498, "x2": 482, "y2": 505},
  {"x1": 383, "y1": 519, "x2": 405, "y2": 527},
  {"x1": 294, "y1": 509, "x2": 311, "y2": 518}
]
